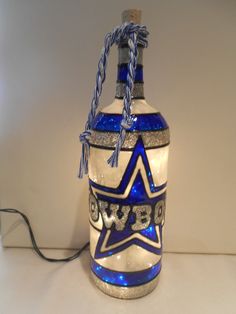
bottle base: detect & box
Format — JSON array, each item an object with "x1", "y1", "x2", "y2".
[{"x1": 91, "y1": 271, "x2": 159, "y2": 299}]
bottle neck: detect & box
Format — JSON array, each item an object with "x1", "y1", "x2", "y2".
[{"x1": 115, "y1": 45, "x2": 145, "y2": 99}]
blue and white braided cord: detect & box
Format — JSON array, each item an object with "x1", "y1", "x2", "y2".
[{"x1": 79, "y1": 22, "x2": 149, "y2": 178}]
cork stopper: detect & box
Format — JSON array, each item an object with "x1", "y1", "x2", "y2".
[{"x1": 122, "y1": 9, "x2": 142, "y2": 24}]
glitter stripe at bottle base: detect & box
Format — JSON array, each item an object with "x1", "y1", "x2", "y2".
[
  {"x1": 91, "y1": 259, "x2": 162, "y2": 287},
  {"x1": 91, "y1": 271, "x2": 159, "y2": 299}
]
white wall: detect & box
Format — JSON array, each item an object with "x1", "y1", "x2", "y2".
[{"x1": 1, "y1": 0, "x2": 236, "y2": 253}]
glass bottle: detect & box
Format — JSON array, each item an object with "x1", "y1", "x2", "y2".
[{"x1": 88, "y1": 10, "x2": 170, "y2": 299}]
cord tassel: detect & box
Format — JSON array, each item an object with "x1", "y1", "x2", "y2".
[
  {"x1": 78, "y1": 130, "x2": 91, "y2": 178},
  {"x1": 79, "y1": 23, "x2": 149, "y2": 178}
]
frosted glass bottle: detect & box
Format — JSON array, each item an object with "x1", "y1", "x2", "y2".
[{"x1": 88, "y1": 12, "x2": 170, "y2": 299}]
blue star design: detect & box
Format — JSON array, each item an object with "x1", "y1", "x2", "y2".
[{"x1": 90, "y1": 137, "x2": 166, "y2": 259}]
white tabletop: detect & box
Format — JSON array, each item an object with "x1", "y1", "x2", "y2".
[{"x1": 0, "y1": 246, "x2": 235, "y2": 314}]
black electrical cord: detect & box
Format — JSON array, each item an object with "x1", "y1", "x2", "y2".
[{"x1": 0, "y1": 208, "x2": 89, "y2": 262}]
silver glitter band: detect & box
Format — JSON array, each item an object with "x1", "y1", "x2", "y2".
[
  {"x1": 115, "y1": 82, "x2": 144, "y2": 98},
  {"x1": 89, "y1": 129, "x2": 170, "y2": 149},
  {"x1": 118, "y1": 47, "x2": 143, "y2": 64},
  {"x1": 91, "y1": 271, "x2": 159, "y2": 299}
]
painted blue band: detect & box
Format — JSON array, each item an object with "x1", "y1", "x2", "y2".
[
  {"x1": 91, "y1": 259, "x2": 162, "y2": 287},
  {"x1": 92, "y1": 113, "x2": 169, "y2": 132},
  {"x1": 117, "y1": 64, "x2": 143, "y2": 82}
]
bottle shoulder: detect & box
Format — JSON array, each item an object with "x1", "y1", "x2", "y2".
[
  {"x1": 92, "y1": 99, "x2": 169, "y2": 132},
  {"x1": 101, "y1": 99, "x2": 159, "y2": 114}
]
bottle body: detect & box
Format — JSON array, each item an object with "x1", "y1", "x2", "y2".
[{"x1": 88, "y1": 99, "x2": 169, "y2": 299}]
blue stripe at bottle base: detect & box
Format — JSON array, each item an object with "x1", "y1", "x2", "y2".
[
  {"x1": 117, "y1": 64, "x2": 143, "y2": 82},
  {"x1": 91, "y1": 259, "x2": 162, "y2": 287},
  {"x1": 92, "y1": 113, "x2": 169, "y2": 132}
]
